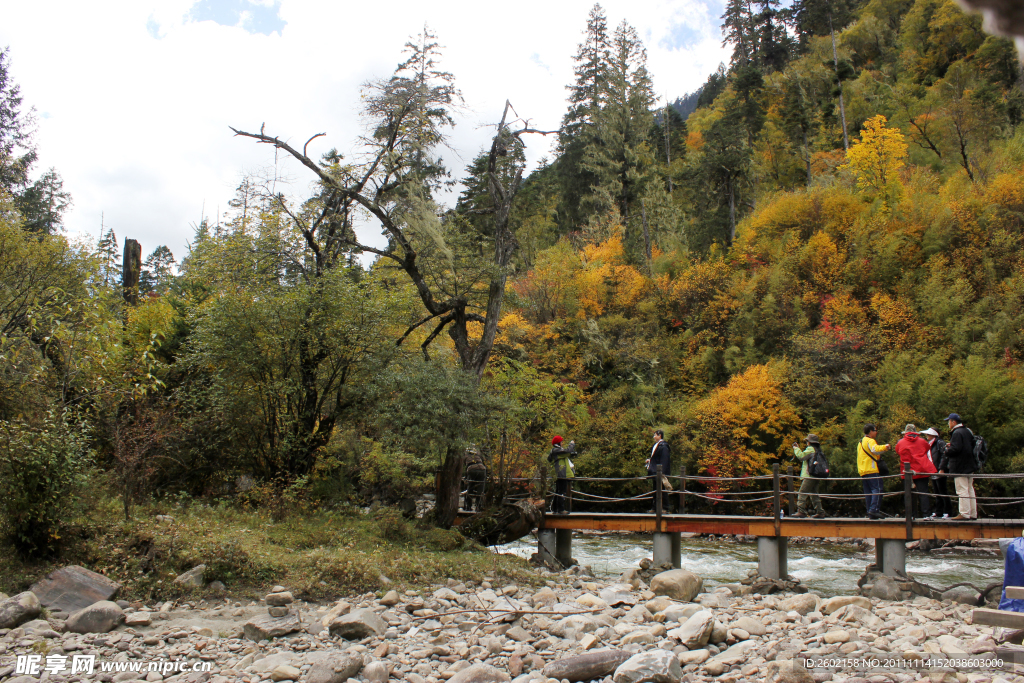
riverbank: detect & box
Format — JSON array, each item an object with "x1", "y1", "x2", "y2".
[{"x1": 1, "y1": 557, "x2": 1019, "y2": 683}]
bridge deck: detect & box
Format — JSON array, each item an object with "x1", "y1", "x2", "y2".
[{"x1": 531, "y1": 512, "x2": 1024, "y2": 541}]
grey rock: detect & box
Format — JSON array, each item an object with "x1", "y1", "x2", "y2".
[
  {"x1": 765, "y1": 660, "x2": 815, "y2": 683},
  {"x1": 65, "y1": 600, "x2": 124, "y2": 634},
  {"x1": 0, "y1": 591, "x2": 41, "y2": 629},
  {"x1": 124, "y1": 612, "x2": 152, "y2": 627},
  {"x1": 869, "y1": 575, "x2": 903, "y2": 601},
  {"x1": 447, "y1": 664, "x2": 511, "y2": 683},
  {"x1": 268, "y1": 606, "x2": 290, "y2": 617},
  {"x1": 270, "y1": 664, "x2": 301, "y2": 682},
  {"x1": 380, "y1": 590, "x2": 400, "y2": 606},
  {"x1": 600, "y1": 584, "x2": 638, "y2": 607},
  {"x1": 329, "y1": 607, "x2": 387, "y2": 639},
  {"x1": 779, "y1": 594, "x2": 819, "y2": 615},
  {"x1": 704, "y1": 640, "x2": 757, "y2": 675},
  {"x1": 612, "y1": 650, "x2": 682, "y2": 683},
  {"x1": 694, "y1": 592, "x2": 728, "y2": 609},
  {"x1": 363, "y1": 661, "x2": 389, "y2": 683},
  {"x1": 732, "y1": 616, "x2": 767, "y2": 636},
  {"x1": 266, "y1": 591, "x2": 294, "y2": 606},
  {"x1": 942, "y1": 586, "x2": 980, "y2": 605},
  {"x1": 173, "y1": 564, "x2": 206, "y2": 588},
  {"x1": 709, "y1": 620, "x2": 728, "y2": 644},
  {"x1": 208, "y1": 580, "x2": 227, "y2": 593},
  {"x1": 29, "y1": 565, "x2": 121, "y2": 614},
  {"x1": 243, "y1": 612, "x2": 303, "y2": 641},
  {"x1": 543, "y1": 650, "x2": 632, "y2": 683},
  {"x1": 551, "y1": 614, "x2": 600, "y2": 638},
  {"x1": 820, "y1": 596, "x2": 870, "y2": 615},
  {"x1": 659, "y1": 604, "x2": 701, "y2": 623},
  {"x1": 650, "y1": 570, "x2": 702, "y2": 602},
  {"x1": 668, "y1": 611, "x2": 714, "y2": 648},
  {"x1": 306, "y1": 652, "x2": 364, "y2": 683}
]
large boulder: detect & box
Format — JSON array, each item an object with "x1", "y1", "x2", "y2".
[
  {"x1": 65, "y1": 600, "x2": 124, "y2": 634},
  {"x1": 667, "y1": 611, "x2": 714, "y2": 649},
  {"x1": 244, "y1": 613, "x2": 304, "y2": 641},
  {"x1": 172, "y1": 565, "x2": 206, "y2": 588},
  {"x1": 942, "y1": 586, "x2": 980, "y2": 605},
  {"x1": 328, "y1": 607, "x2": 387, "y2": 639},
  {"x1": 306, "y1": 652, "x2": 364, "y2": 683},
  {"x1": 650, "y1": 570, "x2": 702, "y2": 602},
  {"x1": 29, "y1": 566, "x2": 120, "y2": 614},
  {"x1": 0, "y1": 592, "x2": 41, "y2": 629},
  {"x1": 448, "y1": 664, "x2": 511, "y2": 683},
  {"x1": 868, "y1": 575, "x2": 903, "y2": 601},
  {"x1": 612, "y1": 650, "x2": 682, "y2": 683},
  {"x1": 543, "y1": 650, "x2": 632, "y2": 683}
]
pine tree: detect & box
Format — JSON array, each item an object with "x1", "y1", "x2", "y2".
[
  {"x1": 139, "y1": 246, "x2": 176, "y2": 295},
  {"x1": 17, "y1": 168, "x2": 72, "y2": 235},
  {"x1": 0, "y1": 47, "x2": 36, "y2": 194},
  {"x1": 97, "y1": 226, "x2": 119, "y2": 287}
]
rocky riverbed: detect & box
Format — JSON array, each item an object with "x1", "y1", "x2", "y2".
[{"x1": 1, "y1": 562, "x2": 1021, "y2": 683}]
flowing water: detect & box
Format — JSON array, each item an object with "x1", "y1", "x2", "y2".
[{"x1": 493, "y1": 532, "x2": 1004, "y2": 598}]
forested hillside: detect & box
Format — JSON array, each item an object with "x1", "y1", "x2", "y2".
[{"x1": 2, "y1": 0, "x2": 1023, "y2": 557}]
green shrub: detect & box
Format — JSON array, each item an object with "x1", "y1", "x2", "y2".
[{"x1": 0, "y1": 413, "x2": 91, "y2": 556}]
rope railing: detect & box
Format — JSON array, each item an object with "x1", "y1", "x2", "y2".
[{"x1": 462, "y1": 461, "x2": 1024, "y2": 524}]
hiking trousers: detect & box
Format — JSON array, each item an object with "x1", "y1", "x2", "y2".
[{"x1": 797, "y1": 477, "x2": 824, "y2": 514}]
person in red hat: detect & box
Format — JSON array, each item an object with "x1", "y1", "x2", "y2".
[{"x1": 547, "y1": 436, "x2": 576, "y2": 514}]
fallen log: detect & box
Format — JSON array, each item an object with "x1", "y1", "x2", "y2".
[{"x1": 459, "y1": 500, "x2": 543, "y2": 546}]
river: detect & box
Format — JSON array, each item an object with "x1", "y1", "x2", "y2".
[{"x1": 494, "y1": 532, "x2": 1004, "y2": 598}]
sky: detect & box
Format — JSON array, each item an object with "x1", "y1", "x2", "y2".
[{"x1": 2, "y1": 0, "x2": 730, "y2": 263}]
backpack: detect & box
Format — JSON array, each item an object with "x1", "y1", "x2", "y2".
[
  {"x1": 971, "y1": 431, "x2": 988, "y2": 472},
  {"x1": 810, "y1": 446, "x2": 830, "y2": 478}
]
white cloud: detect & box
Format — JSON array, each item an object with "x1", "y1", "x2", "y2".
[{"x1": 1, "y1": 0, "x2": 728, "y2": 261}]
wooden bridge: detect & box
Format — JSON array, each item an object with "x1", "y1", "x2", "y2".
[{"x1": 464, "y1": 463, "x2": 1024, "y2": 580}]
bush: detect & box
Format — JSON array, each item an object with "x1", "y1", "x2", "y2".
[{"x1": 0, "y1": 413, "x2": 91, "y2": 556}]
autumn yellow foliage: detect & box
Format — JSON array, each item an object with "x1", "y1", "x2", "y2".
[{"x1": 842, "y1": 115, "x2": 908, "y2": 205}]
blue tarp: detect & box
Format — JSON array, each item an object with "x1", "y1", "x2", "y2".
[{"x1": 1000, "y1": 537, "x2": 1024, "y2": 612}]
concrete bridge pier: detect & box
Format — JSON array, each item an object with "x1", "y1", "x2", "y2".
[
  {"x1": 555, "y1": 529, "x2": 573, "y2": 567},
  {"x1": 537, "y1": 529, "x2": 557, "y2": 566},
  {"x1": 757, "y1": 536, "x2": 788, "y2": 580},
  {"x1": 653, "y1": 532, "x2": 682, "y2": 568},
  {"x1": 876, "y1": 538, "x2": 906, "y2": 577}
]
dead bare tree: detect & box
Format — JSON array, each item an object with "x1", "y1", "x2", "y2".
[{"x1": 232, "y1": 98, "x2": 554, "y2": 526}]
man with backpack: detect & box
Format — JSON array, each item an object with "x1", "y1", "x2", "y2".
[
  {"x1": 939, "y1": 413, "x2": 978, "y2": 520},
  {"x1": 791, "y1": 433, "x2": 827, "y2": 518},
  {"x1": 921, "y1": 427, "x2": 952, "y2": 518},
  {"x1": 895, "y1": 424, "x2": 936, "y2": 519}
]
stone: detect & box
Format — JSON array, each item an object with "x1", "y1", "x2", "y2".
[
  {"x1": 172, "y1": 565, "x2": 206, "y2": 588},
  {"x1": 532, "y1": 587, "x2": 558, "y2": 607},
  {"x1": 779, "y1": 594, "x2": 819, "y2": 616},
  {"x1": 380, "y1": 590, "x2": 401, "y2": 606},
  {"x1": 29, "y1": 565, "x2": 121, "y2": 614},
  {"x1": 823, "y1": 630, "x2": 850, "y2": 644},
  {"x1": 0, "y1": 591, "x2": 42, "y2": 629},
  {"x1": 551, "y1": 614, "x2": 600, "y2": 638},
  {"x1": 266, "y1": 591, "x2": 294, "y2": 606},
  {"x1": 576, "y1": 594, "x2": 609, "y2": 610},
  {"x1": 543, "y1": 649, "x2": 632, "y2": 682},
  {"x1": 271, "y1": 665, "x2": 301, "y2": 681},
  {"x1": 659, "y1": 604, "x2": 701, "y2": 623},
  {"x1": 695, "y1": 593, "x2": 728, "y2": 609},
  {"x1": 869, "y1": 575, "x2": 903, "y2": 601},
  {"x1": 306, "y1": 652, "x2": 364, "y2": 683},
  {"x1": 820, "y1": 596, "x2": 870, "y2": 615},
  {"x1": 268, "y1": 606, "x2": 290, "y2": 617},
  {"x1": 65, "y1": 600, "x2": 124, "y2": 633},
  {"x1": 329, "y1": 607, "x2": 387, "y2": 639},
  {"x1": 668, "y1": 611, "x2": 714, "y2": 649},
  {"x1": 271, "y1": 585, "x2": 286, "y2": 592},
  {"x1": 506, "y1": 625, "x2": 532, "y2": 642},
  {"x1": 124, "y1": 612, "x2": 152, "y2": 627},
  {"x1": 622, "y1": 630, "x2": 656, "y2": 645},
  {"x1": 580, "y1": 633, "x2": 600, "y2": 650},
  {"x1": 612, "y1": 649, "x2": 682, "y2": 683},
  {"x1": 447, "y1": 664, "x2": 511, "y2": 683},
  {"x1": 600, "y1": 584, "x2": 638, "y2": 607},
  {"x1": 704, "y1": 640, "x2": 757, "y2": 674},
  {"x1": 765, "y1": 660, "x2": 815, "y2": 683},
  {"x1": 942, "y1": 586, "x2": 980, "y2": 605},
  {"x1": 243, "y1": 612, "x2": 303, "y2": 640},
  {"x1": 709, "y1": 620, "x2": 727, "y2": 644},
  {"x1": 678, "y1": 649, "x2": 710, "y2": 665},
  {"x1": 208, "y1": 580, "x2": 227, "y2": 593},
  {"x1": 732, "y1": 616, "x2": 766, "y2": 636},
  {"x1": 321, "y1": 599, "x2": 352, "y2": 627},
  {"x1": 650, "y1": 570, "x2": 703, "y2": 602},
  {"x1": 363, "y1": 661, "x2": 389, "y2": 683},
  {"x1": 645, "y1": 596, "x2": 673, "y2": 613}
]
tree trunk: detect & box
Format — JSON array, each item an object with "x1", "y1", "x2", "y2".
[
  {"x1": 830, "y1": 16, "x2": 849, "y2": 152},
  {"x1": 434, "y1": 445, "x2": 465, "y2": 528},
  {"x1": 122, "y1": 239, "x2": 141, "y2": 307}
]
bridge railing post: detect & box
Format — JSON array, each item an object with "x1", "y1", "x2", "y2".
[
  {"x1": 679, "y1": 465, "x2": 687, "y2": 515},
  {"x1": 656, "y1": 465, "x2": 663, "y2": 527},
  {"x1": 567, "y1": 477, "x2": 573, "y2": 514},
  {"x1": 773, "y1": 463, "x2": 781, "y2": 536},
  {"x1": 787, "y1": 464, "x2": 796, "y2": 516},
  {"x1": 904, "y1": 467, "x2": 914, "y2": 540}
]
